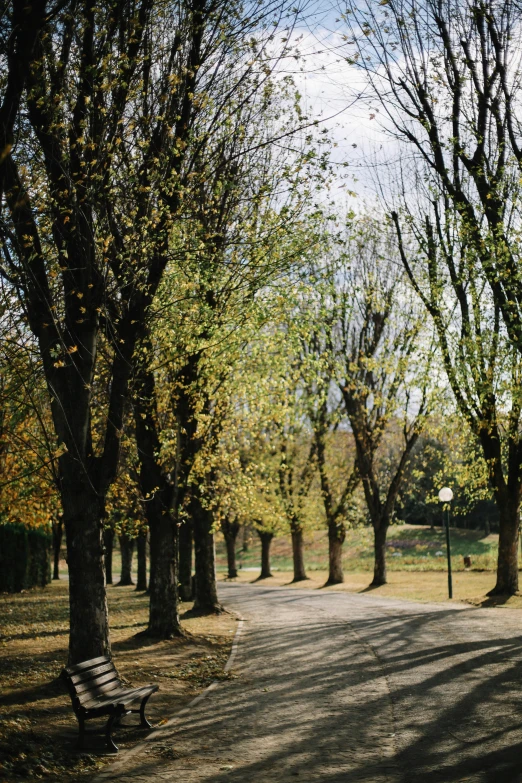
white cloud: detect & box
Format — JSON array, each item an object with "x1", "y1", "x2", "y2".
[{"x1": 269, "y1": 17, "x2": 403, "y2": 204}]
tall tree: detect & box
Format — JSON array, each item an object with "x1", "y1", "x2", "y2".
[
  {"x1": 345, "y1": 0, "x2": 522, "y2": 594},
  {"x1": 126, "y1": 0, "x2": 314, "y2": 626},
  {"x1": 337, "y1": 223, "x2": 430, "y2": 585},
  {"x1": 393, "y1": 205, "x2": 522, "y2": 593},
  {"x1": 135, "y1": 72, "x2": 326, "y2": 617},
  {"x1": 297, "y1": 218, "x2": 430, "y2": 585},
  {"x1": 295, "y1": 270, "x2": 360, "y2": 586},
  {"x1": 0, "y1": 0, "x2": 238, "y2": 660}
]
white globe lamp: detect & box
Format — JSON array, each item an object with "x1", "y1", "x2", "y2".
[{"x1": 438, "y1": 487, "x2": 453, "y2": 503}]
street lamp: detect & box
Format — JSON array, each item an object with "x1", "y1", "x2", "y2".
[{"x1": 438, "y1": 487, "x2": 453, "y2": 599}]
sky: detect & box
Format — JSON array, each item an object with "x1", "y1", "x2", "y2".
[{"x1": 275, "y1": 1, "x2": 399, "y2": 205}]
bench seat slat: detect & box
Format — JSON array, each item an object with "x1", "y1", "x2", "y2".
[
  {"x1": 78, "y1": 678, "x2": 123, "y2": 703},
  {"x1": 71, "y1": 662, "x2": 116, "y2": 685},
  {"x1": 75, "y1": 670, "x2": 121, "y2": 694},
  {"x1": 81, "y1": 686, "x2": 134, "y2": 710},
  {"x1": 82, "y1": 685, "x2": 158, "y2": 711},
  {"x1": 65, "y1": 655, "x2": 110, "y2": 675}
]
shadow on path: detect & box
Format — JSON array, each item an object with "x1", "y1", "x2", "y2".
[{"x1": 95, "y1": 584, "x2": 522, "y2": 783}]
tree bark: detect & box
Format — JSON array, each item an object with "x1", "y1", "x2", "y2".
[
  {"x1": 63, "y1": 480, "x2": 110, "y2": 665},
  {"x1": 372, "y1": 523, "x2": 388, "y2": 586},
  {"x1": 225, "y1": 534, "x2": 238, "y2": 578},
  {"x1": 135, "y1": 529, "x2": 147, "y2": 591},
  {"x1": 52, "y1": 516, "x2": 63, "y2": 580},
  {"x1": 291, "y1": 526, "x2": 307, "y2": 582},
  {"x1": 258, "y1": 530, "x2": 274, "y2": 578},
  {"x1": 242, "y1": 525, "x2": 250, "y2": 552},
  {"x1": 148, "y1": 545, "x2": 155, "y2": 597},
  {"x1": 147, "y1": 507, "x2": 181, "y2": 636},
  {"x1": 489, "y1": 499, "x2": 519, "y2": 595},
  {"x1": 179, "y1": 518, "x2": 193, "y2": 601},
  {"x1": 104, "y1": 527, "x2": 114, "y2": 586},
  {"x1": 222, "y1": 517, "x2": 240, "y2": 579},
  {"x1": 326, "y1": 522, "x2": 345, "y2": 585},
  {"x1": 134, "y1": 358, "x2": 182, "y2": 638},
  {"x1": 191, "y1": 488, "x2": 222, "y2": 613},
  {"x1": 118, "y1": 534, "x2": 135, "y2": 586}
]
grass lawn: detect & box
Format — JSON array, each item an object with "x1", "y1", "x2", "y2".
[
  {"x1": 217, "y1": 523, "x2": 522, "y2": 608},
  {"x1": 0, "y1": 581, "x2": 238, "y2": 783},
  {"x1": 216, "y1": 523, "x2": 499, "y2": 574},
  {"x1": 218, "y1": 568, "x2": 522, "y2": 607}
]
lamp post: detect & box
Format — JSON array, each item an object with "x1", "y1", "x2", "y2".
[{"x1": 438, "y1": 487, "x2": 453, "y2": 599}]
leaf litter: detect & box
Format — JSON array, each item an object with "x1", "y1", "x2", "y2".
[{"x1": 0, "y1": 581, "x2": 237, "y2": 782}]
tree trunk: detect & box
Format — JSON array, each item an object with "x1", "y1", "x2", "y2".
[
  {"x1": 291, "y1": 526, "x2": 307, "y2": 582},
  {"x1": 62, "y1": 481, "x2": 110, "y2": 665},
  {"x1": 147, "y1": 545, "x2": 155, "y2": 596},
  {"x1": 326, "y1": 521, "x2": 345, "y2": 585},
  {"x1": 258, "y1": 530, "x2": 274, "y2": 578},
  {"x1": 147, "y1": 506, "x2": 181, "y2": 636},
  {"x1": 222, "y1": 517, "x2": 240, "y2": 579},
  {"x1": 191, "y1": 489, "x2": 222, "y2": 614},
  {"x1": 372, "y1": 522, "x2": 388, "y2": 586},
  {"x1": 135, "y1": 529, "x2": 147, "y2": 591},
  {"x1": 118, "y1": 534, "x2": 135, "y2": 586},
  {"x1": 489, "y1": 500, "x2": 519, "y2": 595},
  {"x1": 225, "y1": 534, "x2": 238, "y2": 578},
  {"x1": 52, "y1": 516, "x2": 63, "y2": 580},
  {"x1": 133, "y1": 356, "x2": 182, "y2": 637},
  {"x1": 104, "y1": 527, "x2": 114, "y2": 586},
  {"x1": 179, "y1": 518, "x2": 193, "y2": 601}
]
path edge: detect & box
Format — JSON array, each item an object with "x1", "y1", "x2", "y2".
[{"x1": 92, "y1": 610, "x2": 244, "y2": 781}]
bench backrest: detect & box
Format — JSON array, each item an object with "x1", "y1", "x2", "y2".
[{"x1": 62, "y1": 656, "x2": 122, "y2": 711}]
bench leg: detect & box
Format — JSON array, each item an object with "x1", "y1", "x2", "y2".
[
  {"x1": 105, "y1": 714, "x2": 119, "y2": 754},
  {"x1": 139, "y1": 694, "x2": 153, "y2": 729},
  {"x1": 77, "y1": 715, "x2": 86, "y2": 750}
]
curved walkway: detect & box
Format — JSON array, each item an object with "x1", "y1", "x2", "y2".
[{"x1": 96, "y1": 583, "x2": 522, "y2": 783}]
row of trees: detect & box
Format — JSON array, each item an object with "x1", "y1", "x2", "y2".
[
  {"x1": 2, "y1": 0, "x2": 522, "y2": 670},
  {"x1": 0, "y1": 0, "x2": 328, "y2": 662},
  {"x1": 340, "y1": 0, "x2": 522, "y2": 594},
  {"x1": 197, "y1": 0, "x2": 522, "y2": 600},
  {"x1": 203, "y1": 214, "x2": 498, "y2": 588}
]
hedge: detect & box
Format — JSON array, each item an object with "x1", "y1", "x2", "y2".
[{"x1": 0, "y1": 524, "x2": 52, "y2": 592}]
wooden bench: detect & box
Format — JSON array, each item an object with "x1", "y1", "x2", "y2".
[{"x1": 62, "y1": 655, "x2": 159, "y2": 753}]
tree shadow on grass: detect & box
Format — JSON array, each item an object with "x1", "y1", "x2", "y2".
[
  {"x1": 0, "y1": 677, "x2": 64, "y2": 708},
  {"x1": 2, "y1": 627, "x2": 70, "y2": 642},
  {"x1": 359, "y1": 582, "x2": 381, "y2": 592},
  {"x1": 466, "y1": 592, "x2": 516, "y2": 608},
  {"x1": 113, "y1": 630, "x2": 189, "y2": 652}
]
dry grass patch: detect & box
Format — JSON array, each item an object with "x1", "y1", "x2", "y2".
[
  {"x1": 219, "y1": 568, "x2": 522, "y2": 607},
  {"x1": 0, "y1": 581, "x2": 238, "y2": 783}
]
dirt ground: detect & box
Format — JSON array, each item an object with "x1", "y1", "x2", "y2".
[
  {"x1": 217, "y1": 568, "x2": 522, "y2": 608},
  {"x1": 0, "y1": 581, "x2": 238, "y2": 783}
]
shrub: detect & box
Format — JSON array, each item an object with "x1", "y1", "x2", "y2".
[{"x1": 0, "y1": 524, "x2": 51, "y2": 592}]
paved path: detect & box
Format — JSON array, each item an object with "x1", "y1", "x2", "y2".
[{"x1": 97, "y1": 583, "x2": 522, "y2": 783}]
